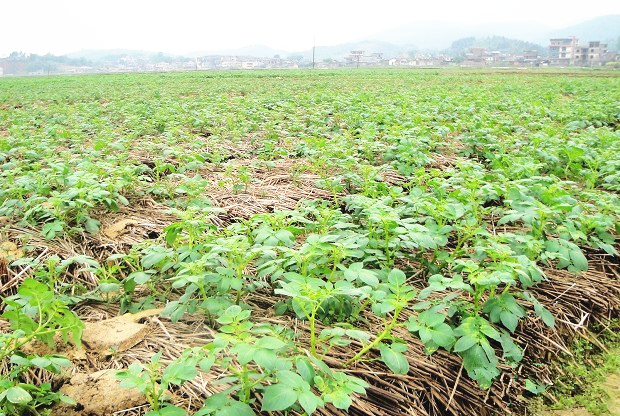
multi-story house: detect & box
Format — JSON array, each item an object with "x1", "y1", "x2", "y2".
[
  {"x1": 586, "y1": 41, "x2": 608, "y2": 64},
  {"x1": 549, "y1": 38, "x2": 609, "y2": 66},
  {"x1": 549, "y1": 37, "x2": 579, "y2": 65}
]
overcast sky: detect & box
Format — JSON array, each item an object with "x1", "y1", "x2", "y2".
[{"x1": 2, "y1": 0, "x2": 619, "y2": 56}]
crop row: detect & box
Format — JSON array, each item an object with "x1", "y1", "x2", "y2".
[{"x1": 0, "y1": 69, "x2": 619, "y2": 415}]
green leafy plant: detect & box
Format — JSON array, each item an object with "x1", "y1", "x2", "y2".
[
  {"x1": 116, "y1": 349, "x2": 201, "y2": 416},
  {"x1": 275, "y1": 273, "x2": 367, "y2": 357},
  {"x1": 1, "y1": 279, "x2": 83, "y2": 415}
]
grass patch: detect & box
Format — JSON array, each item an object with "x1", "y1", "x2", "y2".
[{"x1": 530, "y1": 321, "x2": 620, "y2": 415}]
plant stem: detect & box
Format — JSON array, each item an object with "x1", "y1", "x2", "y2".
[
  {"x1": 309, "y1": 308, "x2": 317, "y2": 356},
  {"x1": 344, "y1": 308, "x2": 401, "y2": 366}
]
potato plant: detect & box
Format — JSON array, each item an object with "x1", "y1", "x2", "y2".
[{"x1": 0, "y1": 69, "x2": 618, "y2": 415}]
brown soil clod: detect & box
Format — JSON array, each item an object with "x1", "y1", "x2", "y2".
[
  {"x1": 81, "y1": 309, "x2": 161, "y2": 355},
  {"x1": 102, "y1": 219, "x2": 140, "y2": 239},
  {"x1": 52, "y1": 370, "x2": 146, "y2": 416},
  {"x1": 0, "y1": 241, "x2": 23, "y2": 261}
]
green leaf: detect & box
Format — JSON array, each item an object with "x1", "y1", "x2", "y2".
[
  {"x1": 479, "y1": 320, "x2": 501, "y2": 341},
  {"x1": 141, "y1": 247, "x2": 173, "y2": 269},
  {"x1": 345, "y1": 329, "x2": 370, "y2": 341},
  {"x1": 253, "y1": 349, "x2": 281, "y2": 371},
  {"x1": 255, "y1": 336, "x2": 287, "y2": 350},
  {"x1": 499, "y1": 311, "x2": 519, "y2": 333},
  {"x1": 534, "y1": 303, "x2": 555, "y2": 328},
  {"x1": 99, "y1": 282, "x2": 121, "y2": 292},
  {"x1": 418, "y1": 310, "x2": 445, "y2": 327},
  {"x1": 199, "y1": 355, "x2": 215, "y2": 372},
  {"x1": 49, "y1": 355, "x2": 72, "y2": 370},
  {"x1": 216, "y1": 402, "x2": 255, "y2": 416},
  {"x1": 298, "y1": 390, "x2": 323, "y2": 415},
  {"x1": 164, "y1": 224, "x2": 182, "y2": 246},
  {"x1": 9, "y1": 355, "x2": 31, "y2": 367},
  {"x1": 274, "y1": 229, "x2": 295, "y2": 247},
  {"x1": 324, "y1": 390, "x2": 352, "y2": 410},
  {"x1": 525, "y1": 378, "x2": 547, "y2": 394},
  {"x1": 454, "y1": 335, "x2": 477, "y2": 352},
  {"x1": 146, "y1": 404, "x2": 187, "y2": 416},
  {"x1": 6, "y1": 386, "x2": 32, "y2": 404},
  {"x1": 42, "y1": 221, "x2": 64, "y2": 240},
  {"x1": 460, "y1": 343, "x2": 488, "y2": 373},
  {"x1": 387, "y1": 268, "x2": 406, "y2": 286},
  {"x1": 30, "y1": 356, "x2": 52, "y2": 368},
  {"x1": 296, "y1": 357, "x2": 316, "y2": 385},
  {"x1": 379, "y1": 343, "x2": 409, "y2": 374},
  {"x1": 162, "y1": 361, "x2": 198, "y2": 385},
  {"x1": 406, "y1": 316, "x2": 421, "y2": 332},
  {"x1": 129, "y1": 271, "x2": 153, "y2": 285},
  {"x1": 59, "y1": 394, "x2": 77, "y2": 405},
  {"x1": 84, "y1": 217, "x2": 100, "y2": 234},
  {"x1": 261, "y1": 383, "x2": 298, "y2": 412},
  {"x1": 276, "y1": 370, "x2": 309, "y2": 389},
  {"x1": 568, "y1": 246, "x2": 588, "y2": 271},
  {"x1": 197, "y1": 393, "x2": 255, "y2": 416},
  {"x1": 418, "y1": 326, "x2": 433, "y2": 345},
  {"x1": 500, "y1": 331, "x2": 523, "y2": 362},
  {"x1": 429, "y1": 323, "x2": 456, "y2": 349},
  {"x1": 484, "y1": 293, "x2": 525, "y2": 328},
  {"x1": 343, "y1": 263, "x2": 379, "y2": 288}
]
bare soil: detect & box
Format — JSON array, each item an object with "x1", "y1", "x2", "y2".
[{"x1": 52, "y1": 370, "x2": 146, "y2": 416}]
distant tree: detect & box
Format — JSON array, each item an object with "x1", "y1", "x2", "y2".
[
  {"x1": 287, "y1": 54, "x2": 304, "y2": 62},
  {"x1": 150, "y1": 52, "x2": 174, "y2": 64},
  {"x1": 8, "y1": 51, "x2": 28, "y2": 60},
  {"x1": 442, "y1": 36, "x2": 545, "y2": 58},
  {"x1": 447, "y1": 37, "x2": 476, "y2": 56},
  {"x1": 273, "y1": 54, "x2": 280, "y2": 59}
]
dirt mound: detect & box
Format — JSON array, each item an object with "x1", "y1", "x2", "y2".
[
  {"x1": 81, "y1": 309, "x2": 161, "y2": 354},
  {"x1": 52, "y1": 370, "x2": 146, "y2": 416}
]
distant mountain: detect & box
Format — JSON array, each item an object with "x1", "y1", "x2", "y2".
[
  {"x1": 185, "y1": 44, "x2": 290, "y2": 58},
  {"x1": 358, "y1": 15, "x2": 620, "y2": 52},
  {"x1": 59, "y1": 14, "x2": 620, "y2": 64},
  {"x1": 66, "y1": 49, "x2": 158, "y2": 61},
  {"x1": 544, "y1": 15, "x2": 620, "y2": 49},
  {"x1": 361, "y1": 20, "x2": 553, "y2": 50},
  {"x1": 444, "y1": 36, "x2": 547, "y2": 56}
]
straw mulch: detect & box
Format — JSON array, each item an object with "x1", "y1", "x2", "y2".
[
  {"x1": 24, "y1": 260, "x2": 613, "y2": 416},
  {"x1": 1, "y1": 161, "x2": 618, "y2": 415}
]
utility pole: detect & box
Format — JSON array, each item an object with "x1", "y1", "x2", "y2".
[{"x1": 312, "y1": 36, "x2": 315, "y2": 69}]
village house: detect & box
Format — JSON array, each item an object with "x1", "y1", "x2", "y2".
[
  {"x1": 219, "y1": 56, "x2": 240, "y2": 69},
  {"x1": 549, "y1": 37, "x2": 579, "y2": 65},
  {"x1": 549, "y1": 38, "x2": 608, "y2": 66},
  {"x1": 345, "y1": 51, "x2": 384, "y2": 67}
]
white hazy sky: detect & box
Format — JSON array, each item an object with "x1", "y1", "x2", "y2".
[{"x1": 2, "y1": 0, "x2": 619, "y2": 56}]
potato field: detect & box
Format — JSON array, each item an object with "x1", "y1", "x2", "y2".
[{"x1": 0, "y1": 69, "x2": 619, "y2": 416}]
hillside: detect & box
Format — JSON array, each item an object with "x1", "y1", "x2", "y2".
[
  {"x1": 444, "y1": 36, "x2": 547, "y2": 57},
  {"x1": 66, "y1": 49, "x2": 157, "y2": 62},
  {"x1": 360, "y1": 20, "x2": 553, "y2": 50},
  {"x1": 184, "y1": 44, "x2": 290, "y2": 59},
  {"x1": 42, "y1": 14, "x2": 620, "y2": 63},
  {"x1": 358, "y1": 15, "x2": 619, "y2": 53}
]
